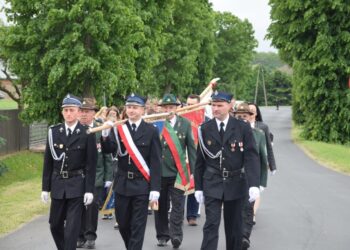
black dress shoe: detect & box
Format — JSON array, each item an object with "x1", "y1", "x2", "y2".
[
  {"x1": 157, "y1": 239, "x2": 167, "y2": 247},
  {"x1": 172, "y1": 238, "x2": 181, "y2": 249},
  {"x1": 241, "y1": 237, "x2": 250, "y2": 250},
  {"x1": 76, "y1": 239, "x2": 86, "y2": 248},
  {"x1": 85, "y1": 239, "x2": 96, "y2": 249}
]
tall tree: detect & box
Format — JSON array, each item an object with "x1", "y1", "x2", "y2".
[
  {"x1": 154, "y1": 0, "x2": 216, "y2": 98},
  {"x1": 267, "y1": 0, "x2": 350, "y2": 143},
  {"x1": 213, "y1": 12, "x2": 257, "y2": 96},
  {"x1": 131, "y1": 0, "x2": 176, "y2": 99},
  {"x1": 0, "y1": 0, "x2": 144, "y2": 124}
]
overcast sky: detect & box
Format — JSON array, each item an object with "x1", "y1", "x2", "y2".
[
  {"x1": 0, "y1": 0, "x2": 276, "y2": 52},
  {"x1": 210, "y1": 0, "x2": 276, "y2": 52},
  {"x1": 0, "y1": 0, "x2": 6, "y2": 24}
]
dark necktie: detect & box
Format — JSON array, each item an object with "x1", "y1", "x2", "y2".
[
  {"x1": 219, "y1": 122, "x2": 225, "y2": 141},
  {"x1": 131, "y1": 123, "x2": 136, "y2": 134},
  {"x1": 67, "y1": 128, "x2": 72, "y2": 138}
]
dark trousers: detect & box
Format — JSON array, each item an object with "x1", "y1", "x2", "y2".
[
  {"x1": 49, "y1": 197, "x2": 84, "y2": 250},
  {"x1": 242, "y1": 197, "x2": 255, "y2": 240},
  {"x1": 186, "y1": 193, "x2": 199, "y2": 220},
  {"x1": 79, "y1": 187, "x2": 104, "y2": 241},
  {"x1": 115, "y1": 193, "x2": 149, "y2": 250},
  {"x1": 155, "y1": 177, "x2": 185, "y2": 243},
  {"x1": 201, "y1": 196, "x2": 244, "y2": 250}
]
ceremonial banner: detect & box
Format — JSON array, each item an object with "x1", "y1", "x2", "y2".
[
  {"x1": 100, "y1": 184, "x2": 115, "y2": 215},
  {"x1": 181, "y1": 109, "x2": 205, "y2": 145}
]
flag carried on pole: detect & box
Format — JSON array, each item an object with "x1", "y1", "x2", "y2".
[{"x1": 100, "y1": 184, "x2": 115, "y2": 215}]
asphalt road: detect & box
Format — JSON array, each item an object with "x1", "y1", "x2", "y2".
[{"x1": 1, "y1": 106, "x2": 349, "y2": 250}]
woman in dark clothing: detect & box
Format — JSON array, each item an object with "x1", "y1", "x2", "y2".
[{"x1": 247, "y1": 103, "x2": 277, "y2": 222}]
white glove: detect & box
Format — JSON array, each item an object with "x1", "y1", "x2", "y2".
[
  {"x1": 271, "y1": 170, "x2": 277, "y2": 176},
  {"x1": 149, "y1": 191, "x2": 160, "y2": 201},
  {"x1": 249, "y1": 187, "x2": 260, "y2": 203},
  {"x1": 102, "y1": 121, "x2": 114, "y2": 137},
  {"x1": 84, "y1": 192, "x2": 94, "y2": 206},
  {"x1": 259, "y1": 186, "x2": 265, "y2": 193},
  {"x1": 41, "y1": 191, "x2": 49, "y2": 204},
  {"x1": 104, "y1": 181, "x2": 113, "y2": 188},
  {"x1": 195, "y1": 190, "x2": 204, "y2": 204}
]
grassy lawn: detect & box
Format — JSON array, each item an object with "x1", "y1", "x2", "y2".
[
  {"x1": 0, "y1": 99, "x2": 18, "y2": 110},
  {"x1": 292, "y1": 126, "x2": 350, "y2": 174},
  {"x1": 0, "y1": 151, "x2": 48, "y2": 236}
]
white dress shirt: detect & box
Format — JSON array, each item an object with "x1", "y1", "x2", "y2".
[
  {"x1": 215, "y1": 115, "x2": 229, "y2": 132},
  {"x1": 128, "y1": 119, "x2": 142, "y2": 131},
  {"x1": 168, "y1": 116, "x2": 177, "y2": 128},
  {"x1": 65, "y1": 121, "x2": 78, "y2": 136}
]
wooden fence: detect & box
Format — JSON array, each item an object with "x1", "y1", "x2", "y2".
[{"x1": 0, "y1": 110, "x2": 47, "y2": 156}]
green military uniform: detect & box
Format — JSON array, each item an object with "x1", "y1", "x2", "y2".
[
  {"x1": 161, "y1": 115, "x2": 196, "y2": 177},
  {"x1": 252, "y1": 128, "x2": 268, "y2": 187},
  {"x1": 154, "y1": 94, "x2": 197, "y2": 249},
  {"x1": 94, "y1": 128, "x2": 114, "y2": 188}
]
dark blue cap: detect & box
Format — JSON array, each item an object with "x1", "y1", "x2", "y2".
[
  {"x1": 125, "y1": 93, "x2": 147, "y2": 107},
  {"x1": 211, "y1": 91, "x2": 233, "y2": 103},
  {"x1": 61, "y1": 94, "x2": 82, "y2": 108}
]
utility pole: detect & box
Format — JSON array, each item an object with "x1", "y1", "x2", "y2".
[
  {"x1": 261, "y1": 67, "x2": 268, "y2": 106},
  {"x1": 254, "y1": 65, "x2": 260, "y2": 104},
  {"x1": 254, "y1": 65, "x2": 268, "y2": 106}
]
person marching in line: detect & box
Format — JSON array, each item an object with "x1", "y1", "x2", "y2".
[
  {"x1": 41, "y1": 94, "x2": 97, "y2": 250},
  {"x1": 77, "y1": 98, "x2": 114, "y2": 249},
  {"x1": 194, "y1": 91, "x2": 260, "y2": 250},
  {"x1": 233, "y1": 102, "x2": 268, "y2": 250},
  {"x1": 101, "y1": 93, "x2": 161, "y2": 250},
  {"x1": 248, "y1": 102, "x2": 277, "y2": 222},
  {"x1": 185, "y1": 94, "x2": 202, "y2": 226},
  {"x1": 155, "y1": 94, "x2": 197, "y2": 248},
  {"x1": 105, "y1": 106, "x2": 121, "y2": 229}
]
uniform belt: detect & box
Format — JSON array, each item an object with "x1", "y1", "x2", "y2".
[
  {"x1": 117, "y1": 169, "x2": 144, "y2": 180},
  {"x1": 54, "y1": 169, "x2": 84, "y2": 179},
  {"x1": 206, "y1": 166, "x2": 244, "y2": 178}
]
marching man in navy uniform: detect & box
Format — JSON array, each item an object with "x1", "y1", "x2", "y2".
[
  {"x1": 77, "y1": 97, "x2": 114, "y2": 249},
  {"x1": 101, "y1": 93, "x2": 162, "y2": 250},
  {"x1": 41, "y1": 94, "x2": 97, "y2": 250},
  {"x1": 194, "y1": 91, "x2": 260, "y2": 250}
]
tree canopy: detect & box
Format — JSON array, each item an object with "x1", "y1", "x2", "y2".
[
  {"x1": 267, "y1": 0, "x2": 350, "y2": 143},
  {"x1": 213, "y1": 12, "x2": 257, "y2": 95},
  {"x1": 1, "y1": 0, "x2": 259, "y2": 124}
]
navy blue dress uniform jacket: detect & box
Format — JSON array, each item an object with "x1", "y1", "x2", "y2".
[
  {"x1": 42, "y1": 122, "x2": 97, "y2": 199},
  {"x1": 194, "y1": 117, "x2": 260, "y2": 201},
  {"x1": 101, "y1": 120, "x2": 162, "y2": 196}
]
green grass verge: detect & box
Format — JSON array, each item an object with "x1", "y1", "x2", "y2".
[
  {"x1": 0, "y1": 151, "x2": 48, "y2": 236},
  {"x1": 0, "y1": 99, "x2": 18, "y2": 110},
  {"x1": 292, "y1": 125, "x2": 350, "y2": 174}
]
